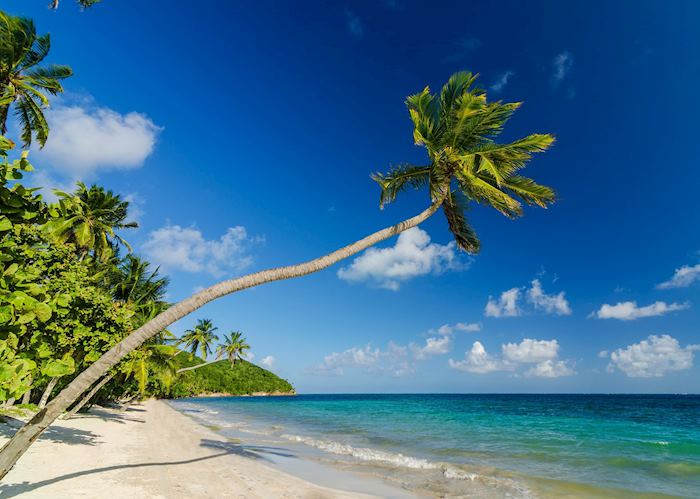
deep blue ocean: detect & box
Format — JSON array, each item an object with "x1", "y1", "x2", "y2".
[{"x1": 170, "y1": 394, "x2": 700, "y2": 498}]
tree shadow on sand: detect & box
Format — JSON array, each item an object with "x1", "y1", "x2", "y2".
[
  {"x1": 0, "y1": 417, "x2": 99, "y2": 446},
  {"x1": 0, "y1": 438, "x2": 300, "y2": 497}
]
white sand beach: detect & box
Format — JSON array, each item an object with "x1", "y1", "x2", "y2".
[{"x1": 0, "y1": 400, "x2": 403, "y2": 498}]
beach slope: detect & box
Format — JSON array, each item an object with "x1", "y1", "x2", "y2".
[{"x1": 0, "y1": 400, "x2": 375, "y2": 498}]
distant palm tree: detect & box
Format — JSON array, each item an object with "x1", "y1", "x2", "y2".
[
  {"x1": 46, "y1": 183, "x2": 138, "y2": 261},
  {"x1": 217, "y1": 331, "x2": 250, "y2": 366},
  {"x1": 0, "y1": 72, "x2": 557, "y2": 477},
  {"x1": 177, "y1": 319, "x2": 219, "y2": 360},
  {"x1": 0, "y1": 12, "x2": 72, "y2": 147}
]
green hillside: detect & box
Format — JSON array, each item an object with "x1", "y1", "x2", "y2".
[{"x1": 167, "y1": 355, "x2": 295, "y2": 398}]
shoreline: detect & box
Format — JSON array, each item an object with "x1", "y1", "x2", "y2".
[{"x1": 0, "y1": 399, "x2": 402, "y2": 498}]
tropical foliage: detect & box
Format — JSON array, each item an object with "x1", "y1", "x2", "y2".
[
  {"x1": 0, "y1": 12, "x2": 72, "y2": 147},
  {"x1": 178, "y1": 319, "x2": 219, "y2": 360}
]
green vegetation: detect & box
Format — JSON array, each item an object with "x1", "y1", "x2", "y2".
[{"x1": 151, "y1": 355, "x2": 293, "y2": 399}]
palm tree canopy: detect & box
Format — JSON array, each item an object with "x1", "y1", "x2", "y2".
[
  {"x1": 178, "y1": 319, "x2": 219, "y2": 360},
  {"x1": 372, "y1": 71, "x2": 555, "y2": 254},
  {"x1": 112, "y1": 255, "x2": 169, "y2": 309},
  {"x1": 217, "y1": 331, "x2": 250, "y2": 365},
  {"x1": 0, "y1": 12, "x2": 73, "y2": 147},
  {"x1": 45, "y1": 182, "x2": 138, "y2": 261}
]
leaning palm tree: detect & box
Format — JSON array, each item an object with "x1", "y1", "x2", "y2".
[
  {"x1": 0, "y1": 12, "x2": 72, "y2": 147},
  {"x1": 0, "y1": 72, "x2": 556, "y2": 476},
  {"x1": 177, "y1": 319, "x2": 219, "y2": 360},
  {"x1": 45, "y1": 183, "x2": 138, "y2": 261},
  {"x1": 218, "y1": 331, "x2": 250, "y2": 366}
]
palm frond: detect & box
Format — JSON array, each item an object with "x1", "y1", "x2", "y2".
[
  {"x1": 371, "y1": 164, "x2": 430, "y2": 208},
  {"x1": 442, "y1": 191, "x2": 480, "y2": 253},
  {"x1": 501, "y1": 175, "x2": 556, "y2": 207}
]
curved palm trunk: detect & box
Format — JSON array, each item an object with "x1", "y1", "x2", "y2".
[
  {"x1": 37, "y1": 378, "x2": 58, "y2": 409},
  {"x1": 63, "y1": 373, "x2": 114, "y2": 420},
  {"x1": 0, "y1": 202, "x2": 440, "y2": 478},
  {"x1": 176, "y1": 357, "x2": 223, "y2": 374}
]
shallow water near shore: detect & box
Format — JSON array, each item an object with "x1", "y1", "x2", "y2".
[{"x1": 169, "y1": 394, "x2": 700, "y2": 498}]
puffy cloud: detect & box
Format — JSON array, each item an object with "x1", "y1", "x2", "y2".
[
  {"x1": 490, "y1": 70, "x2": 515, "y2": 92},
  {"x1": 485, "y1": 288, "x2": 521, "y2": 317},
  {"x1": 411, "y1": 336, "x2": 452, "y2": 360},
  {"x1": 449, "y1": 338, "x2": 574, "y2": 378},
  {"x1": 525, "y1": 360, "x2": 575, "y2": 378},
  {"x1": 552, "y1": 51, "x2": 573, "y2": 83},
  {"x1": 34, "y1": 100, "x2": 161, "y2": 177},
  {"x1": 657, "y1": 263, "x2": 700, "y2": 289},
  {"x1": 337, "y1": 228, "x2": 463, "y2": 290},
  {"x1": 260, "y1": 356, "x2": 275, "y2": 368},
  {"x1": 607, "y1": 335, "x2": 700, "y2": 377},
  {"x1": 449, "y1": 341, "x2": 504, "y2": 374},
  {"x1": 598, "y1": 350, "x2": 609, "y2": 359},
  {"x1": 142, "y1": 225, "x2": 262, "y2": 277},
  {"x1": 526, "y1": 279, "x2": 572, "y2": 315},
  {"x1": 485, "y1": 280, "x2": 571, "y2": 318},
  {"x1": 593, "y1": 301, "x2": 689, "y2": 320},
  {"x1": 502, "y1": 339, "x2": 559, "y2": 364}
]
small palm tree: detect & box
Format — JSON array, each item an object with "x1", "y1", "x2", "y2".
[
  {"x1": 178, "y1": 319, "x2": 219, "y2": 360},
  {"x1": 217, "y1": 331, "x2": 250, "y2": 366},
  {"x1": 46, "y1": 183, "x2": 138, "y2": 261},
  {"x1": 0, "y1": 12, "x2": 73, "y2": 147}
]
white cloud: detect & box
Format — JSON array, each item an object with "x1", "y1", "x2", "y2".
[
  {"x1": 313, "y1": 343, "x2": 411, "y2": 377},
  {"x1": 485, "y1": 288, "x2": 521, "y2": 317},
  {"x1": 260, "y1": 356, "x2": 275, "y2": 368},
  {"x1": 607, "y1": 335, "x2": 700, "y2": 377},
  {"x1": 434, "y1": 322, "x2": 481, "y2": 335},
  {"x1": 450, "y1": 338, "x2": 574, "y2": 378},
  {"x1": 142, "y1": 225, "x2": 262, "y2": 277},
  {"x1": 598, "y1": 350, "x2": 609, "y2": 359},
  {"x1": 411, "y1": 336, "x2": 452, "y2": 360},
  {"x1": 490, "y1": 70, "x2": 515, "y2": 92},
  {"x1": 502, "y1": 338, "x2": 559, "y2": 364},
  {"x1": 525, "y1": 360, "x2": 575, "y2": 378},
  {"x1": 448, "y1": 341, "x2": 505, "y2": 374},
  {"x1": 526, "y1": 279, "x2": 572, "y2": 315},
  {"x1": 35, "y1": 100, "x2": 161, "y2": 177},
  {"x1": 123, "y1": 192, "x2": 145, "y2": 225},
  {"x1": 657, "y1": 263, "x2": 700, "y2": 289},
  {"x1": 345, "y1": 10, "x2": 363, "y2": 38},
  {"x1": 594, "y1": 301, "x2": 689, "y2": 321},
  {"x1": 552, "y1": 51, "x2": 573, "y2": 83},
  {"x1": 486, "y1": 279, "x2": 571, "y2": 318},
  {"x1": 337, "y1": 227, "x2": 462, "y2": 290}
]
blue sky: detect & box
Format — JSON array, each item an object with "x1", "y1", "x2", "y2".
[{"x1": 6, "y1": 0, "x2": 700, "y2": 393}]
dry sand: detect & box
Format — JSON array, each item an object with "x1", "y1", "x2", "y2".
[{"x1": 0, "y1": 400, "x2": 384, "y2": 498}]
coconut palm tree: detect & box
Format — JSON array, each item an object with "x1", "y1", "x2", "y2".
[
  {"x1": 45, "y1": 183, "x2": 138, "y2": 261},
  {"x1": 0, "y1": 72, "x2": 556, "y2": 477},
  {"x1": 218, "y1": 331, "x2": 250, "y2": 366},
  {"x1": 177, "y1": 319, "x2": 219, "y2": 360},
  {"x1": 0, "y1": 12, "x2": 72, "y2": 147}
]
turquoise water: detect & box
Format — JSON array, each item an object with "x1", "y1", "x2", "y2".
[{"x1": 170, "y1": 394, "x2": 700, "y2": 497}]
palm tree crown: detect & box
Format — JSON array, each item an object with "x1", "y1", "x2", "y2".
[
  {"x1": 217, "y1": 331, "x2": 250, "y2": 366},
  {"x1": 112, "y1": 255, "x2": 169, "y2": 310},
  {"x1": 372, "y1": 71, "x2": 555, "y2": 253},
  {"x1": 0, "y1": 12, "x2": 73, "y2": 147},
  {"x1": 178, "y1": 319, "x2": 219, "y2": 360},
  {"x1": 46, "y1": 182, "x2": 138, "y2": 261}
]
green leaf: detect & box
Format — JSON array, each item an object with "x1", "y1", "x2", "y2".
[
  {"x1": 34, "y1": 302, "x2": 52, "y2": 322},
  {"x1": 0, "y1": 217, "x2": 12, "y2": 232},
  {"x1": 42, "y1": 358, "x2": 75, "y2": 377}
]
